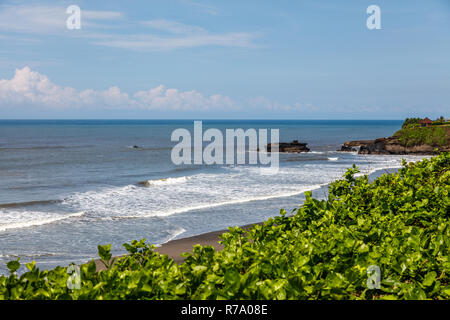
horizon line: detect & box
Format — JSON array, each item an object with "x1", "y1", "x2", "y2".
[{"x1": 0, "y1": 118, "x2": 406, "y2": 121}]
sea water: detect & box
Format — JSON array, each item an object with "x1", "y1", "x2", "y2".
[{"x1": 0, "y1": 120, "x2": 427, "y2": 273}]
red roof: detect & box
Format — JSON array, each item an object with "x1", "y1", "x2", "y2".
[{"x1": 420, "y1": 117, "x2": 432, "y2": 124}]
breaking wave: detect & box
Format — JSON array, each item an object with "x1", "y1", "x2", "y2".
[
  {"x1": 0, "y1": 200, "x2": 62, "y2": 209},
  {"x1": 0, "y1": 211, "x2": 85, "y2": 232},
  {"x1": 159, "y1": 227, "x2": 187, "y2": 245},
  {"x1": 138, "y1": 176, "x2": 189, "y2": 187}
]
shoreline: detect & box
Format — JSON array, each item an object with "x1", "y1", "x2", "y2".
[
  {"x1": 90, "y1": 164, "x2": 410, "y2": 272},
  {"x1": 93, "y1": 222, "x2": 262, "y2": 271},
  {"x1": 89, "y1": 165, "x2": 407, "y2": 272},
  {"x1": 0, "y1": 165, "x2": 416, "y2": 275}
]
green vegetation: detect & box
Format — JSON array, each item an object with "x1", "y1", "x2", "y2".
[
  {"x1": 401, "y1": 118, "x2": 422, "y2": 129},
  {"x1": 433, "y1": 116, "x2": 450, "y2": 127},
  {"x1": 394, "y1": 118, "x2": 448, "y2": 147},
  {"x1": 397, "y1": 126, "x2": 447, "y2": 147},
  {"x1": 0, "y1": 154, "x2": 449, "y2": 300},
  {"x1": 435, "y1": 116, "x2": 446, "y2": 125}
]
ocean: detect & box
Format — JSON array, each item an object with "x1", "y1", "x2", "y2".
[{"x1": 0, "y1": 120, "x2": 427, "y2": 274}]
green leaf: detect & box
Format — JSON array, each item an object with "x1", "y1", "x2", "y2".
[
  {"x1": 422, "y1": 271, "x2": 437, "y2": 287},
  {"x1": 123, "y1": 243, "x2": 138, "y2": 254},
  {"x1": 6, "y1": 258, "x2": 20, "y2": 274},
  {"x1": 26, "y1": 261, "x2": 36, "y2": 272},
  {"x1": 97, "y1": 244, "x2": 112, "y2": 261},
  {"x1": 443, "y1": 286, "x2": 450, "y2": 297},
  {"x1": 192, "y1": 265, "x2": 207, "y2": 276},
  {"x1": 225, "y1": 269, "x2": 241, "y2": 292}
]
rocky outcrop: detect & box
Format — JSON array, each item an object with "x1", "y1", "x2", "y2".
[
  {"x1": 339, "y1": 145, "x2": 357, "y2": 152},
  {"x1": 267, "y1": 140, "x2": 310, "y2": 153},
  {"x1": 338, "y1": 140, "x2": 373, "y2": 152},
  {"x1": 339, "y1": 136, "x2": 449, "y2": 155}
]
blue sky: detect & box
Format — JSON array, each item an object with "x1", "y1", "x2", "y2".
[{"x1": 0, "y1": 0, "x2": 449, "y2": 119}]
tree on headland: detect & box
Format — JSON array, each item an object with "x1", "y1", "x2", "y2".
[{"x1": 401, "y1": 117, "x2": 421, "y2": 128}]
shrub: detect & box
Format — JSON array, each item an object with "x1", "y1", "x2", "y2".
[
  {"x1": 397, "y1": 126, "x2": 447, "y2": 147},
  {"x1": 401, "y1": 118, "x2": 422, "y2": 129}
]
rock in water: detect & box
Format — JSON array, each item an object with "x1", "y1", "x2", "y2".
[
  {"x1": 338, "y1": 140, "x2": 373, "y2": 152},
  {"x1": 267, "y1": 140, "x2": 310, "y2": 153}
]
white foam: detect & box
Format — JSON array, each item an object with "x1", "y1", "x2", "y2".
[
  {"x1": 121, "y1": 184, "x2": 326, "y2": 219},
  {"x1": 0, "y1": 252, "x2": 61, "y2": 259},
  {"x1": 63, "y1": 165, "x2": 331, "y2": 219},
  {"x1": 57, "y1": 154, "x2": 429, "y2": 223},
  {"x1": 159, "y1": 227, "x2": 186, "y2": 245},
  {"x1": 141, "y1": 176, "x2": 189, "y2": 186},
  {"x1": 328, "y1": 157, "x2": 339, "y2": 161},
  {"x1": 0, "y1": 211, "x2": 85, "y2": 232}
]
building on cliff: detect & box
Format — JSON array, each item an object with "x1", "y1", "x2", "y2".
[{"x1": 420, "y1": 118, "x2": 432, "y2": 127}]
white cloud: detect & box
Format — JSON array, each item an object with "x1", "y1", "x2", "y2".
[
  {"x1": 94, "y1": 32, "x2": 257, "y2": 51},
  {"x1": 0, "y1": 68, "x2": 402, "y2": 117},
  {"x1": 0, "y1": 4, "x2": 258, "y2": 51},
  {"x1": 180, "y1": 0, "x2": 220, "y2": 16},
  {"x1": 0, "y1": 67, "x2": 238, "y2": 111},
  {"x1": 82, "y1": 10, "x2": 123, "y2": 21},
  {"x1": 0, "y1": 4, "x2": 123, "y2": 35},
  {"x1": 134, "y1": 86, "x2": 236, "y2": 111},
  {"x1": 0, "y1": 67, "x2": 78, "y2": 107},
  {"x1": 141, "y1": 19, "x2": 206, "y2": 34},
  {"x1": 0, "y1": 5, "x2": 65, "y2": 34},
  {"x1": 249, "y1": 96, "x2": 318, "y2": 112}
]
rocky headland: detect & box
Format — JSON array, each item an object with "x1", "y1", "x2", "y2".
[
  {"x1": 339, "y1": 119, "x2": 450, "y2": 155},
  {"x1": 339, "y1": 137, "x2": 449, "y2": 155}
]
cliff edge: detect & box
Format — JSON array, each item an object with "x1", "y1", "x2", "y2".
[{"x1": 339, "y1": 118, "x2": 450, "y2": 155}]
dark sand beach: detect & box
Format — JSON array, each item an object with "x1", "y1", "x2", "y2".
[{"x1": 93, "y1": 223, "x2": 262, "y2": 271}]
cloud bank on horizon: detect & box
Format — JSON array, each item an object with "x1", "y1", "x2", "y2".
[
  {"x1": 0, "y1": 67, "x2": 237, "y2": 111},
  {"x1": 0, "y1": 67, "x2": 325, "y2": 117},
  {"x1": 1, "y1": 66, "x2": 443, "y2": 119},
  {"x1": 0, "y1": 0, "x2": 449, "y2": 119}
]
